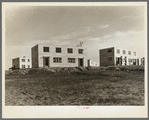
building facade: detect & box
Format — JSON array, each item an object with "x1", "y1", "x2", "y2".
[
  {"x1": 100, "y1": 47, "x2": 139, "y2": 66},
  {"x1": 12, "y1": 56, "x2": 32, "y2": 69},
  {"x1": 31, "y1": 44, "x2": 88, "y2": 68}
]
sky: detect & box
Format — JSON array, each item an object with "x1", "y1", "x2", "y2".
[{"x1": 4, "y1": 5, "x2": 146, "y2": 70}]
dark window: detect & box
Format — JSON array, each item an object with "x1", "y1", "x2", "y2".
[
  {"x1": 108, "y1": 49, "x2": 112, "y2": 53},
  {"x1": 128, "y1": 51, "x2": 131, "y2": 55},
  {"x1": 22, "y1": 65, "x2": 25, "y2": 68},
  {"x1": 28, "y1": 65, "x2": 30, "y2": 68},
  {"x1": 123, "y1": 50, "x2": 126, "y2": 54},
  {"x1": 68, "y1": 58, "x2": 75, "y2": 63},
  {"x1": 108, "y1": 57, "x2": 112, "y2": 61},
  {"x1": 53, "y1": 57, "x2": 62, "y2": 63},
  {"x1": 22, "y1": 59, "x2": 25, "y2": 62},
  {"x1": 56, "y1": 48, "x2": 61, "y2": 53},
  {"x1": 78, "y1": 49, "x2": 83, "y2": 54},
  {"x1": 68, "y1": 48, "x2": 73, "y2": 53},
  {"x1": 43, "y1": 47, "x2": 49, "y2": 52},
  {"x1": 117, "y1": 49, "x2": 120, "y2": 54},
  {"x1": 28, "y1": 59, "x2": 30, "y2": 62},
  {"x1": 133, "y1": 52, "x2": 136, "y2": 56}
]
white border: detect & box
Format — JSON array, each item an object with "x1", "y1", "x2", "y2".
[{"x1": 2, "y1": 2, "x2": 148, "y2": 118}]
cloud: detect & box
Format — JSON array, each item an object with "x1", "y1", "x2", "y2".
[
  {"x1": 97, "y1": 25, "x2": 109, "y2": 29},
  {"x1": 101, "y1": 30, "x2": 143, "y2": 39},
  {"x1": 115, "y1": 31, "x2": 127, "y2": 37},
  {"x1": 120, "y1": 15, "x2": 144, "y2": 19}
]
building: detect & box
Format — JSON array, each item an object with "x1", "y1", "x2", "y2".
[
  {"x1": 88, "y1": 59, "x2": 99, "y2": 67},
  {"x1": 99, "y1": 47, "x2": 139, "y2": 66},
  {"x1": 31, "y1": 44, "x2": 88, "y2": 68},
  {"x1": 140, "y1": 57, "x2": 145, "y2": 65},
  {"x1": 12, "y1": 56, "x2": 32, "y2": 69}
]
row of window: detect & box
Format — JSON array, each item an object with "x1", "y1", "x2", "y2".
[
  {"x1": 117, "y1": 49, "x2": 136, "y2": 56},
  {"x1": 108, "y1": 57, "x2": 137, "y2": 62},
  {"x1": 22, "y1": 65, "x2": 30, "y2": 68},
  {"x1": 53, "y1": 57, "x2": 76, "y2": 63},
  {"x1": 22, "y1": 59, "x2": 30, "y2": 62},
  {"x1": 108, "y1": 49, "x2": 136, "y2": 56},
  {"x1": 43, "y1": 47, "x2": 83, "y2": 54}
]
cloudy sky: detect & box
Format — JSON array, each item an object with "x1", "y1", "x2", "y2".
[{"x1": 4, "y1": 4, "x2": 146, "y2": 70}]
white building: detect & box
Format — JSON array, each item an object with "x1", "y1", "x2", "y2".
[
  {"x1": 12, "y1": 56, "x2": 32, "y2": 69},
  {"x1": 88, "y1": 59, "x2": 99, "y2": 67},
  {"x1": 100, "y1": 47, "x2": 139, "y2": 66},
  {"x1": 31, "y1": 44, "x2": 88, "y2": 68}
]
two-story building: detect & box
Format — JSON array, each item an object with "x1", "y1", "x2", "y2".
[
  {"x1": 100, "y1": 47, "x2": 139, "y2": 66},
  {"x1": 31, "y1": 44, "x2": 88, "y2": 68},
  {"x1": 12, "y1": 56, "x2": 32, "y2": 69}
]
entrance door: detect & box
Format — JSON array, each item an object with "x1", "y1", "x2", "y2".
[
  {"x1": 43, "y1": 57, "x2": 49, "y2": 67},
  {"x1": 78, "y1": 58, "x2": 83, "y2": 67},
  {"x1": 116, "y1": 57, "x2": 122, "y2": 65},
  {"x1": 133, "y1": 59, "x2": 136, "y2": 65},
  {"x1": 137, "y1": 58, "x2": 139, "y2": 65}
]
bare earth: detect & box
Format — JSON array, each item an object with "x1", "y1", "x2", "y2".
[{"x1": 5, "y1": 68, "x2": 144, "y2": 106}]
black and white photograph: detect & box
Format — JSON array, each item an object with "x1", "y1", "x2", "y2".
[{"x1": 2, "y1": 2, "x2": 148, "y2": 118}]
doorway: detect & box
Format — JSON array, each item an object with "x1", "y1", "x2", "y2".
[
  {"x1": 133, "y1": 59, "x2": 136, "y2": 65},
  {"x1": 78, "y1": 58, "x2": 83, "y2": 67},
  {"x1": 43, "y1": 57, "x2": 49, "y2": 67},
  {"x1": 116, "y1": 57, "x2": 122, "y2": 65}
]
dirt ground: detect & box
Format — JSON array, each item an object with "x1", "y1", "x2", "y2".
[{"x1": 5, "y1": 68, "x2": 144, "y2": 106}]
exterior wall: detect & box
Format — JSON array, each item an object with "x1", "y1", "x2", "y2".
[
  {"x1": 114, "y1": 48, "x2": 138, "y2": 65},
  {"x1": 12, "y1": 58, "x2": 20, "y2": 68},
  {"x1": 12, "y1": 57, "x2": 32, "y2": 69},
  {"x1": 100, "y1": 47, "x2": 115, "y2": 66},
  {"x1": 88, "y1": 59, "x2": 99, "y2": 67},
  {"x1": 32, "y1": 44, "x2": 88, "y2": 68},
  {"x1": 31, "y1": 45, "x2": 38, "y2": 68},
  {"x1": 19, "y1": 56, "x2": 32, "y2": 68},
  {"x1": 99, "y1": 47, "x2": 139, "y2": 66}
]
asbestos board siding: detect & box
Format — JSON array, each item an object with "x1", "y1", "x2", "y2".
[
  {"x1": 37, "y1": 44, "x2": 88, "y2": 67},
  {"x1": 31, "y1": 45, "x2": 38, "y2": 68},
  {"x1": 12, "y1": 58, "x2": 20, "y2": 68},
  {"x1": 100, "y1": 47, "x2": 115, "y2": 66}
]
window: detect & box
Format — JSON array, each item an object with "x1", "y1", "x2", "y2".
[
  {"x1": 22, "y1": 65, "x2": 25, "y2": 68},
  {"x1": 56, "y1": 48, "x2": 61, "y2": 53},
  {"x1": 128, "y1": 51, "x2": 131, "y2": 55},
  {"x1": 117, "y1": 49, "x2": 120, "y2": 54},
  {"x1": 53, "y1": 57, "x2": 62, "y2": 63},
  {"x1": 68, "y1": 58, "x2": 75, "y2": 63},
  {"x1": 128, "y1": 59, "x2": 132, "y2": 62},
  {"x1": 68, "y1": 48, "x2": 73, "y2": 53},
  {"x1": 22, "y1": 59, "x2": 25, "y2": 62},
  {"x1": 133, "y1": 52, "x2": 136, "y2": 56},
  {"x1": 108, "y1": 49, "x2": 112, "y2": 53},
  {"x1": 28, "y1": 59, "x2": 30, "y2": 62},
  {"x1": 78, "y1": 49, "x2": 83, "y2": 54},
  {"x1": 123, "y1": 50, "x2": 126, "y2": 54},
  {"x1": 28, "y1": 65, "x2": 30, "y2": 68},
  {"x1": 43, "y1": 47, "x2": 49, "y2": 52},
  {"x1": 108, "y1": 57, "x2": 112, "y2": 61}
]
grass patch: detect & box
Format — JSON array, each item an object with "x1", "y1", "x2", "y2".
[{"x1": 5, "y1": 67, "x2": 144, "y2": 106}]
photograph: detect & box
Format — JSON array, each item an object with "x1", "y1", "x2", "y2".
[{"x1": 2, "y1": 2, "x2": 148, "y2": 118}]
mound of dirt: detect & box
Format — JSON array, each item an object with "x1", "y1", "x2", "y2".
[
  {"x1": 5, "y1": 70, "x2": 13, "y2": 75},
  {"x1": 5, "y1": 66, "x2": 144, "y2": 76}
]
